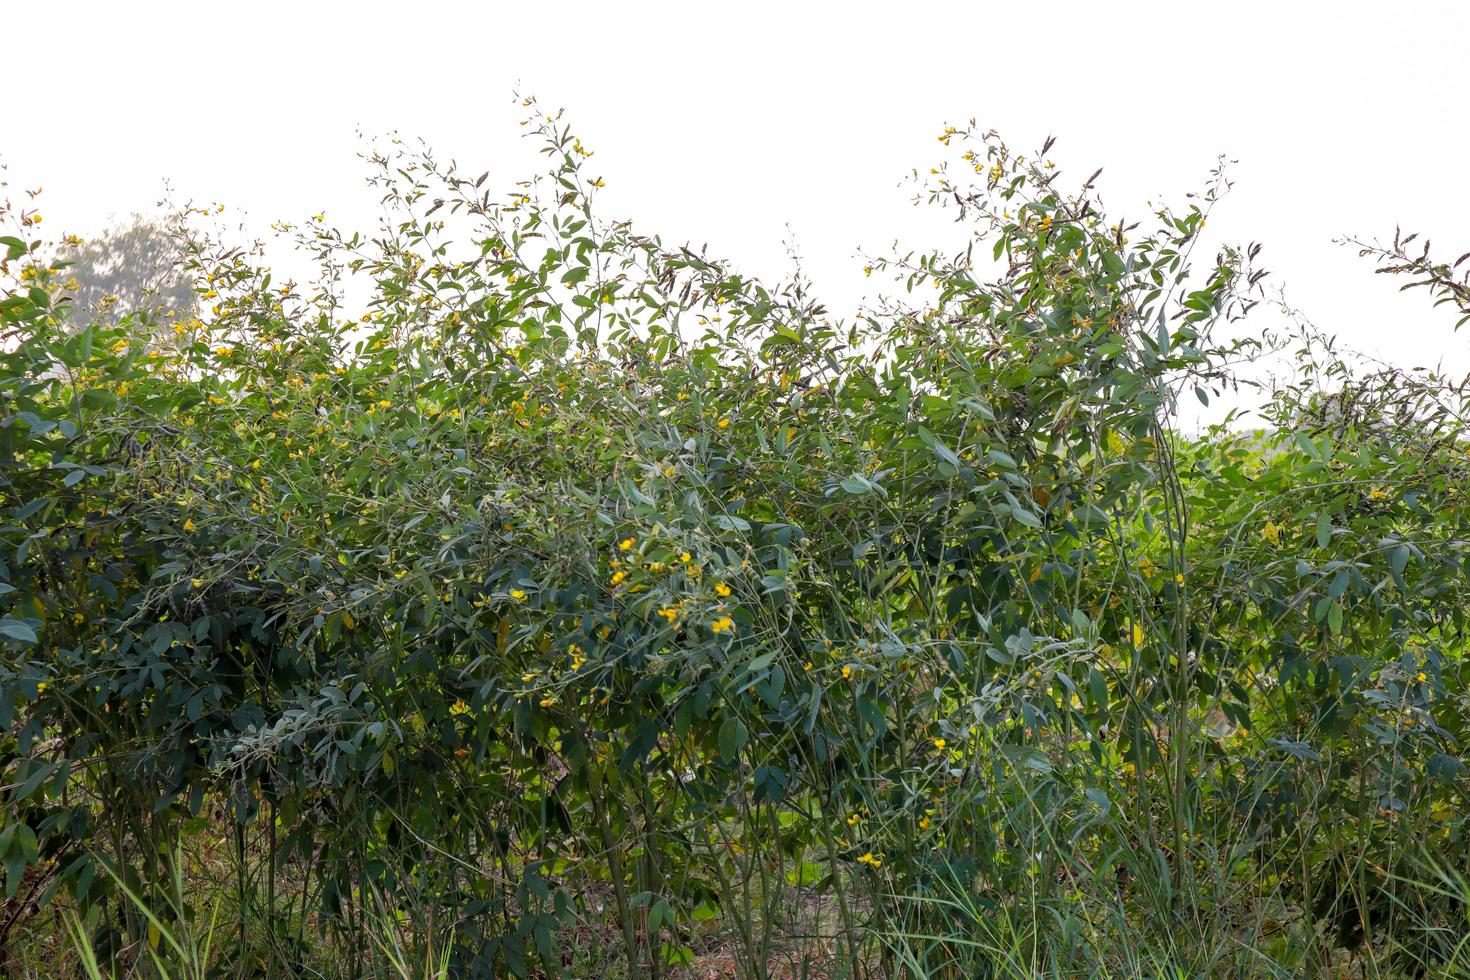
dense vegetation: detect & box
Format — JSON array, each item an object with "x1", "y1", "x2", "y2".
[{"x1": 3, "y1": 103, "x2": 1470, "y2": 977}]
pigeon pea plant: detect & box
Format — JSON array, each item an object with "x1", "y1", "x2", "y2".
[{"x1": 2, "y1": 101, "x2": 1468, "y2": 977}]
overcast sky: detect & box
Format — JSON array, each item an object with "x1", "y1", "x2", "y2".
[{"x1": 9, "y1": 1, "x2": 1470, "y2": 404}]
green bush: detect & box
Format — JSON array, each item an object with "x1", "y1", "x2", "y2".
[{"x1": 3, "y1": 102, "x2": 1468, "y2": 977}]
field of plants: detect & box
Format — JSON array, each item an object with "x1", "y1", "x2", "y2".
[{"x1": 3, "y1": 101, "x2": 1470, "y2": 977}]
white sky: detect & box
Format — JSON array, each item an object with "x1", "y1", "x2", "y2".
[{"x1": 8, "y1": 0, "x2": 1470, "y2": 404}]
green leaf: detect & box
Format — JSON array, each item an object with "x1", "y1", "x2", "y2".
[
  {"x1": 662, "y1": 943, "x2": 694, "y2": 968},
  {"x1": 1009, "y1": 502, "x2": 1041, "y2": 528},
  {"x1": 1389, "y1": 543, "x2": 1410, "y2": 585},
  {"x1": 648, "y1": 898, "x2": 671, "y2": 933},
  {"x1": 932, "y1": 441, "x2": 961, "y2": 469},
  {"x1": 0, "y1": 619, "x2": 37, "y2": 644},
  {"x1": 717, "y1": 717, "x2": 748, "y2": 761}
]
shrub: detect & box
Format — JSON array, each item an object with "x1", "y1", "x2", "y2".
[{"x1": 3, "y1": 101, "x2": 1468, "y2": 977}]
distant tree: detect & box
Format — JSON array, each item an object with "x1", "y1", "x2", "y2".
[{"x1": 58, "y1": 214, "x2": 194, "y2": 325}]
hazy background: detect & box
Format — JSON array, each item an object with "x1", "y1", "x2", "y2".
[{"x1": 8, "y1": 0, "x2": 1469, "y2": 401}]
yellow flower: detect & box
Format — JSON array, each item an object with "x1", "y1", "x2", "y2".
[
  {"x1": 1417, "y1": 671, "x2": 1428, "y2": 682},
  {"x1": 250, "y1": 459, "x2": 262, "y2": 470},
  {"x1": 1261, "y1": 521, "x2": 1280, "y2": 544},
  {"x1": 610, "y1": 570, "x2": 628, "y2": 586},
  {"x1": 715, "y1": 581, "x2": 732, "y2": 598},
  {"x1": 538, "y1": 697, "x2": 557, "y2": 708},
  {"x1": 510, "y1": 589, "x2": 527, "y2": 601},
  {"x1": 449, "y1": 699, "x2": 471, "y2": 716},
  {"x1": 856, "y1": 852, "x2": 882, "y2": 868},
  {"x1": 183, "y1": 519, "x2": 196, "y2": 532},
  {"x1": 717, "y1": 417, "x2": 731, "y2": 429},
  {"x1": 191, "y1": 578, "x2": 204, "y2": 589},
  {"x1": 841, "y1": 665, "x2": 853, "y2": 680},
  {"x1": 619, "y1": 537, "x2": 635, "y2": 551},
  {"x1": 932, "y1": 737, "x2": 947, "y2": 751},
  {"x1": 657, "y1": 606, "x2": 679, "y2": 622},
  {"x1": 710, "y1": 615, "x2": 735, "y2": 634},
  {"x1": 680, "y1": 551, "x2": 692, "y2": 563}
]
